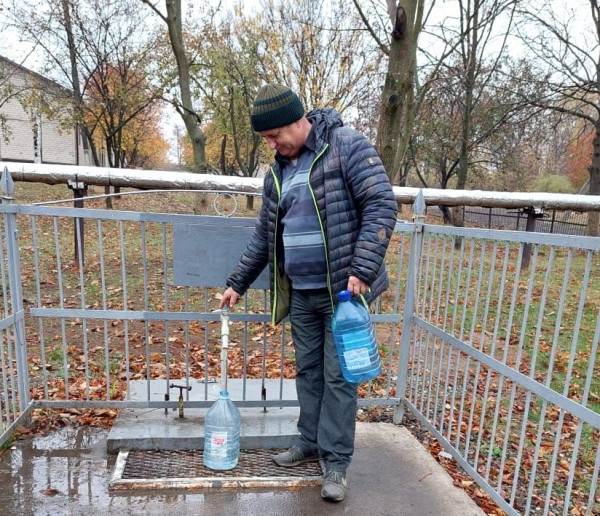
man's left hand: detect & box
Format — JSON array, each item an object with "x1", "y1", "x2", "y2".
[{"x1": 347, "y1": 275, "x2": 369, "y2": 296}]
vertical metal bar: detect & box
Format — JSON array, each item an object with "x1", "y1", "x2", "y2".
[
  {"x1": 75, "y1": 216, "x2": 90, "y2": 400},
  {"x1": 119, "y1": 221, "x2": 131, "y2": 399},
  {"x1": 424, "y1": 234, "x2": 442, "y2": 421},
  {"x1": 417, "y1": 232, "x2": 435, "y2": 413},
  {"x1": 203, "y1": 287, "x2": 210, "y2": 401},
  {"x1": 279, "y1": 323, "x2": 287, "y2": 404},
  {"x1": 53, "y1": 217, "x2": 69, "y2": 399},
  {"x1": 0, "y1": 213, "x2": 14, "y2": 424},
  {"x1": 184, "y1": 287, "x2": 191, "y2": 396},
  {"x1": 162, "y1": 223, "x2": 170, "y2": 394},
  {"x1": 98, "y1": 220, "x2": 109, "y2": 399},
  {"x1": 242, "y1": 294, "x2": 249, "y2": 400},
  {"x1": 407, "y1": 230, "x2": 424, "y2": 406},
  {"x1": 260, "y1": 289, "x2": 268, "y2": 407},
  {"x1": 30, "y1": 216, "x2": 48, "y2": 398},
  {"x1": 410, "y1": 228, "x2": 431, "y2": 408},
  {"x1": 458, "y1": 239, "x2": 475, "y2": 341},
  {"x1": 396, "y1": 191, "x2": 426, "y2": 423},
  {"x1": 0, "y1": 210, "x2": 16, "y2": 418},
  {"x1": 141, "y1": 221, "x2": 151, "y2": 401},
  {"x1": 450, "y1": 237, "x2": 466, "y2": 335}
]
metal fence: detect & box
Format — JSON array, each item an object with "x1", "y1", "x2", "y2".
[
  {"x1": 0, "y1": 170, "x2": 598, "y2": 515},
  {"x1": 427, "y1": 205, "x2": 594, "y2": 236},
  {"x1": 403, "y1": 201, "x2": 600, "y2": 516}
]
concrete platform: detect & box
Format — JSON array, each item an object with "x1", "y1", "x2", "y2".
[
  {"x1": 0, "y1": 423, "x2": 486, "y2": 515},
  {"x1": 107, "y1": 379, "x2": 301, "y2": 453}
]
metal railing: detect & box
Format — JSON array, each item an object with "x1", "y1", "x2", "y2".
[
  {"x1": 427, "y1": 205, "x2": 594, "y2": 236},
  {"x1": 404, "y1": 201, "x2": 599, "y2": 516},
  {"x1": 0, "y1": 167, "x2": 598, "y2": 515}
]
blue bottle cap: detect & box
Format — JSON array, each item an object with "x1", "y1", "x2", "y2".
[{"x1": 337, "y1": 290, "x2": 352, "y2": 302}]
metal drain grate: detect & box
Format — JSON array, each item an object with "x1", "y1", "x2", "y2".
[{"x1": 110, "y1": 449, "x2": 324, "y2": 490}]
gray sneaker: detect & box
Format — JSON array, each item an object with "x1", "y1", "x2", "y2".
[
  {"x1": 273, "y1": 446, "x2": 320, "y2": 467},
  {"x1": 321, "y1": 469, "x2": 347, "y2": 502}
]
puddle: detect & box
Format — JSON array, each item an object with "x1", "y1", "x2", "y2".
[
  {"x1": 0, "y1": 427, "x2": 323, "y2": 516},
  {"x1": 0, "y1": 427, "x2": 116, "y2": 515}
]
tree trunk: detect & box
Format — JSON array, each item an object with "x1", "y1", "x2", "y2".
[
  {"x1": 588, "y1": 126, "x2": 600, "y2": 236},
  {"x1": 377, "y1": 2, "x2": 421, "y2": 185},
  {"x1": 165, "y1": 0, "x2": 206, "y2": 173},
  {"x1": 60, "y1": 0, "x2": 111, "y2": 208}
]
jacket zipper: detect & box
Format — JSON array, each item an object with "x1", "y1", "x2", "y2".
[
  {"x1": 269, "y1": 166, "x2": 282, "y2": 325},
  {"x1": 307, "y1": 143, "x2": 335, "y2": 313}
]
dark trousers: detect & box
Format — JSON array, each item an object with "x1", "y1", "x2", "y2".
[{"x1": 289, "y1": 288, "x2": 358, "y2": 471}]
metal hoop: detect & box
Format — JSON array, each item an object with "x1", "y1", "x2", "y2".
[{"x1": 212, "y1": 192, "x2": 238, "y2": 217}]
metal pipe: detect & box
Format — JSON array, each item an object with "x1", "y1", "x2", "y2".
[
  {"x1": 219, "y1": 309, "x2": 230, "y2": 393},
  {"x1": 3, "y1": 162, "x2": 600, "y2": 212}
]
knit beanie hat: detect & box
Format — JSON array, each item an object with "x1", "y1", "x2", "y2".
[{"x1": 250, "y1": 84, "x2": 305, "y2": 132}]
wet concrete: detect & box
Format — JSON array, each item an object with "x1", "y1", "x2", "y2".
[{"x1": 0, "y1": 423, "x2": 485, "y2": 516}]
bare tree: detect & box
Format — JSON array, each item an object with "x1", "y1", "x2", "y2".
[
  {"x1": 412, "y1": 0, "x2": 525, "y2": 225},
  {"x1": 517, "y1": 1, "x2": 600, "y2": 235},
  {"x1": 258, "y1": 0, "x2": 382, "y2": 118},
  {"x1": 353, "y1": 0, "x2": 427, "y2": 186},
  {"x1": 140, "y1": 0, "x2": 207, "y2": 173}
]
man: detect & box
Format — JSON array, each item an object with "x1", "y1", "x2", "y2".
[{"x1": 219, "y1": 84, "x2": 397, "y2": 502}]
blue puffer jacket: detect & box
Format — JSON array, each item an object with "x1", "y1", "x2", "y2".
[{"x1": 226, "y1": 108, "x2": 398, "y2": 324}]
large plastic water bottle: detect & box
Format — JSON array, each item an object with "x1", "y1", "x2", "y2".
[
  {"x1": 332, "y1": 290, "x2": 381, "y2": 383},
  {"x1": 203, "y1": 390, "x2": 241, "y2": 470}
]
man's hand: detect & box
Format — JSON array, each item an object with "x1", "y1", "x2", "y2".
[
  {"x1": 347, "y1": 275, "x2": 369, "y2": 296},
  {"x1": 220, "y1": 287, "x2": 241, "y2": 309}
]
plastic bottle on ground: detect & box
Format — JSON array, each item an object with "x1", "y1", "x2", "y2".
[{"x1": 203, "y1": 390, "x2": 241, "y2": 470}]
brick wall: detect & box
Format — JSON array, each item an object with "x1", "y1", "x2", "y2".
[{"x1": 0, "y1": 57, "x2": 86, "y2": 165}]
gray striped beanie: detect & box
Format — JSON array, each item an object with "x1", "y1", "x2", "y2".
[{"x1": 250, "y1": 84, "x2": 305, "y2": 132}]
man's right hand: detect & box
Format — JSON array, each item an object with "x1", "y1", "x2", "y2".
[{"x1": 220, "y1": 287, "x2": 241, "y2": 309}]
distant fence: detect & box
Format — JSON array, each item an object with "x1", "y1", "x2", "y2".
[{"x1": 427, "y1": 205, "x2": 593, "y2": 236}]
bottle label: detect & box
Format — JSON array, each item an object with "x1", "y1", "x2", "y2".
[
  {"x1": 344, "y1": 347, "x2": 371, "y2": 370},
  {"x1": 209, "y1": 431, "x2": 228, "y2": 457}
]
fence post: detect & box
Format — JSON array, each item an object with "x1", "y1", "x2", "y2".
[
  {"x1": 67, "y1": 178, "x2": 87, "y2": 265},
  {"x1": 1, "y1": 167, "x2": 29, "y2": 410},
  {"x1": 521, "y1": 206, "x2": 544, "y2": 270},
  {"x1": 394, "y1": 189, "x2": 426, "y2": 424}
]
